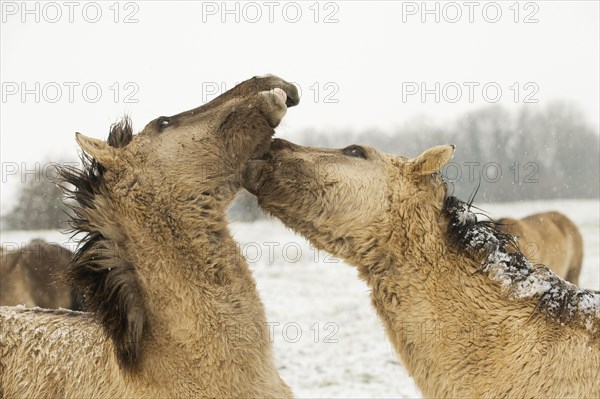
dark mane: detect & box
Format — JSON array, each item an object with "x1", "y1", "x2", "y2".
[
  {"x1": 59, "y1": 116, "x2": 147, "y2": 371},
  {"x1": 443, "y1": 196, "x2": 599, "y2": 332}
]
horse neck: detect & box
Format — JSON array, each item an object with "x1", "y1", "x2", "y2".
[
  {"x1": 366, "y1": 211, "x2": 579, "y2": 397},
  {"x1": 116, "y1": 198, "x2": 271, "y2": 358}
]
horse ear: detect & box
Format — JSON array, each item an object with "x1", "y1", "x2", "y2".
[
  {"x1": 76, "y1": 133, "x2": 119, "y2": 167},
  {"x1": 410, "y1": 145, "x2": 455, "y2": 175}
]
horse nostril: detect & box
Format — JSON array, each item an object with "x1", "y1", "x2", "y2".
[
  {"x1": 285, "y1": 96, "x2": 298, "y2": 107},
  {"x1": 284, "y1": 85, "x2": 300, "y2": 107}
]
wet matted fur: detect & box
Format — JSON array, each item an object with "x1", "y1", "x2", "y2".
[
  {"x1": 445, "y1": 196, "x2": 597, "y2": 330},
  {"x1": 0, "y1": 75, "x2": 299, "y2": 398},
  {"x1": 243, "y1": 139, "x2": 600, "y2": 398},
  {"x1": 496, "y1": 211, "x2": 584, "y2": 285}
]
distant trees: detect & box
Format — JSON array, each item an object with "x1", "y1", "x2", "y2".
[
  {"x1": 297, "y1": 101, "x2": 600, "y2": 204},
  {"x1": 2, "y1": 166, "x2": 71, "y2": 230}
]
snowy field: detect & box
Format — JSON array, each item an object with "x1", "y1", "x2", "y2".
[{"x1": 1, "y1": 199, "x2": 598, "y2": 398}]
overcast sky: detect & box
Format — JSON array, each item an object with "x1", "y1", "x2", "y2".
[{"x1": 1, "y1": 1, "x2": 599, "y2": 213}]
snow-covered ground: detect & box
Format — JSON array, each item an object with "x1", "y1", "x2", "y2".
[{"x1": 1, "y1": 199, "x2": 598, "y2": 398}]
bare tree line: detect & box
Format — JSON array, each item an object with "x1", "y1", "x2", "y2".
[
  {"x1": 294, "y1": 101, "x2": 600, "y2": 202},
  {"x1": 3, "y1": 102, "x2": 599, "y2": 229}
]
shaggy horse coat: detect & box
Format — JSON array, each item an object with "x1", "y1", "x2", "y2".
[
  {"x1": 243, "y1": 139, "x2": 600, "y2": 398},
  {"x1": 0, "y1": 76, "x2": 299, "y2": 398}
]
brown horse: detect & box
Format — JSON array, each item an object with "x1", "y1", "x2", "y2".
[
  {"x1": 0, "y1": 239, "x2": 80, "y2": 309},
  {"x1": 497, "y1": 211, "x2": 583, "y2": 285},
  {"x1": 1, "y1": 75, "x2": 299, "y2": 398},
  {"x1": 243, "y1": 139, "x2": 599, "y2": 398}
]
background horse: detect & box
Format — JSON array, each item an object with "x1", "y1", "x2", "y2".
[{"x1": 497, "y1": 211, "x2": 583, "y2": 285}]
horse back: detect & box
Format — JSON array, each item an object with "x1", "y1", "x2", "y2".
[{"x1": 498, "y1": 212, "x2": 583, "y2": 285}]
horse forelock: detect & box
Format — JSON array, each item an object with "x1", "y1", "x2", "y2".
[
  {"x1": 58, "y1": 116, "x2": 148, "y2": 372},
  {"x1": 443, "y1": 196, "x2": 599, "y2": 332}
]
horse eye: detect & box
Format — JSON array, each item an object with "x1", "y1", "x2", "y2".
[
  {"x1": 343, "y1": 145, "x2": 367, "y2": 159},
  {"x1": 157, "y1": 117, "x2": 171, "y2": 130}
]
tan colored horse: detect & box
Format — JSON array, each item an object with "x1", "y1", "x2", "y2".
[
  {"x1": 243, "y1": 139, "x2": 599, "y2": 398},
  {"x1": 497, "y1": 212, "x2": 583, "y2": 285},
  {"x1": 1, "y1": 76, "x2": 299, "y2": 398},
  {"x1": 0, "y1": 239, "x2": 79, "y2": 309}
]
